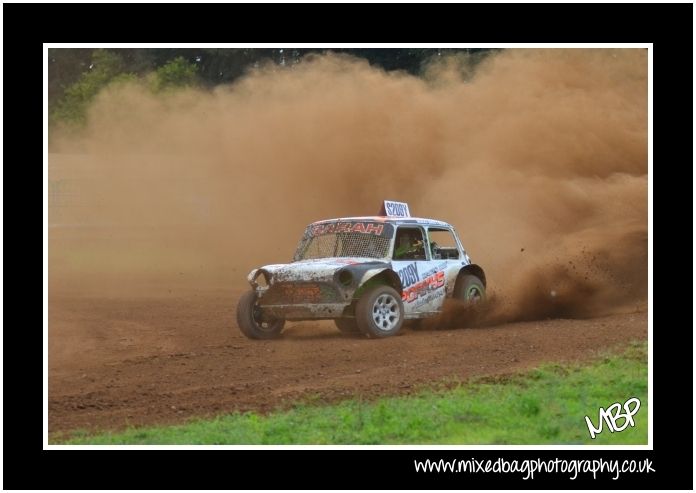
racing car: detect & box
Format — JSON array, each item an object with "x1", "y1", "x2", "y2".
[{"x1": 237, "y1": 201, "x2": 486, "y2": 339}]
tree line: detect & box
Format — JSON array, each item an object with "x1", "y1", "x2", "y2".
[{"x1": 49, "y1": 48, "x2": 493, "y2": 127}]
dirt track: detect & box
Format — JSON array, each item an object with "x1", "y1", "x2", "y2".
[{"x1": 48, "y1": 289, "x2": 647, "y2": 435}]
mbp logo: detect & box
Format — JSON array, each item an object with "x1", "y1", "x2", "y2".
[{"x1": 584, "y1": 397, "x2": 641, "y2": 439}]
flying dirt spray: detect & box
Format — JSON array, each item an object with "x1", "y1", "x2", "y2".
[{"x1": 48, "y1": 49, "x2": 647, "y2": 325}]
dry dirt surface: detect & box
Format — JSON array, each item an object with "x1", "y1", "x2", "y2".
[
  {"x1": 48, "y1": 289, "x2": 647, "y2": 436},
  {"x1": 48, "y1": 50, "x2": 648, "y2": 437}
]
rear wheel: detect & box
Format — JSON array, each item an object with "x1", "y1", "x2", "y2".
[
  {"x1": 355, "y1": 285, "x2": 404, "y2": 338},
  {"x1": 454, "y1": 274, "x2": 486, "y2": 303},
  {"x1": 236, "y1": 290, "x2": 285, "y2": 339},
  {"x1": 334, "y1": 318, "x2": 361, "y2": 334}
]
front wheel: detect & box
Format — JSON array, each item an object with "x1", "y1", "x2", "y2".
[
  {"x1": 236, "y1": 290, "x2": 285, "y2": 339},
  {"x1": 355, "y1": 285, "x2": 404, "y2": 338},
  {"x1": 454, "y1": 274, "x2": 486, "y2": 303}
]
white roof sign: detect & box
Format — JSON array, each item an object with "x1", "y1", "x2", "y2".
[{"x1": 382, "y1": 200, "x2": 411, "y2": 218}]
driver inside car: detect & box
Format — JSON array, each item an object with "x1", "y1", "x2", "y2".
[{"x1": 394, "y1": 232, "x2": 424, "y2": 260}]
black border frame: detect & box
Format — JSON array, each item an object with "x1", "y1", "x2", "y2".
[{"x1": 13, "y1": 2, "x2": 694, "y2": 489}]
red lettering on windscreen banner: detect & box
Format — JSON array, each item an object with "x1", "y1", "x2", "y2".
[
  {"x1": 311, "y1": 222, "x2": 384, "y2": 237},
  {"x1": 365, "y1": 223, "x2": 383, "y2": 235},
  {"x1": 351, "y1": 223, "x2": 366, "y2": 233}
]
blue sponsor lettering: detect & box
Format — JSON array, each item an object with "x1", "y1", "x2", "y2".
[{"x1": 398, "y1": 262, "x2": 420, "y2": 288}]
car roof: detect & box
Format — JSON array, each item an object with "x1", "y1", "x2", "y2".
[{"x1": 310, "y1": 216, "x2": 453, "y2": 228}]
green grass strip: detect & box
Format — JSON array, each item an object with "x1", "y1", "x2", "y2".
[{"x1": 58, "y1": 341, "x2": 648, "y2": 445}]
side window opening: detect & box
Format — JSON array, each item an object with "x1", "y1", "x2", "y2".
[
  {"x1": 392, "y1": 227, "x2": 426, "y2": 260},
  {"x1": 428, "y1": 228, "x2": 460, "y2": 260}
]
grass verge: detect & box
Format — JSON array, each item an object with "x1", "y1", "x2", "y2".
[{"x1": 57, "y1": 341, "x2": 647, "y2": 445}]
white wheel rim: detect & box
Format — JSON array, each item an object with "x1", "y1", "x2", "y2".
[
  {"x1": 467, "y1": 286, "x2": 482, "y2": 302},
  {"x1": 371, "y1": 293, "x2": 400, "y2": 331}
]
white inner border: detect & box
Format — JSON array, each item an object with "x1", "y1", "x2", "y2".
[{"x1": 43, "y1": 43, "x2": 653, "y2": 451}]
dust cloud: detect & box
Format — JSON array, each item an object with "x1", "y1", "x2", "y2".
[{"x1": 49, "y1": 49, "x2": 647, "y2": 321}]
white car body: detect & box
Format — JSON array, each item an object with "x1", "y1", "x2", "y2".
[
  {"x1": 237, "y1": 201, "x2": 486, "y2": 339},
  {"x1": 246, "y1": 207, "x2": 486, "y2": 323}
]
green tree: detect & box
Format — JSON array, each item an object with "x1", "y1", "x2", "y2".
[
  {"x1": 48, "y1": 48, "x2": 94, "y2": 109},
  {"x1": 149, "y1": 57, "x2": 198, "y2": 93},
  {"x1": 50, "y1": 49, "x2": 131, "y2": 126}
]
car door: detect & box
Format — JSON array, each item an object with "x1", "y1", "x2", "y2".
[
  {"x1": 391, "y1": 226, "x2": 446, "y2": 317},
  {"x1": 427, "y1": 226, "x2": 469, "y2": 302}
]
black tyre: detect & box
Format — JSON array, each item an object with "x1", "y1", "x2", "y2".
[
  {"x1": 236, "y1": 290, "x2": 285, "y2": 339},
  {"x1": 355, "y1": 285, "x2": 404, "y2": 338},
  {"x1": 454, "y1": 274, "x2": 486, "y2": 303},
  {"x1": 334, "y1": 318, "x2": 361, "y2": 334}
]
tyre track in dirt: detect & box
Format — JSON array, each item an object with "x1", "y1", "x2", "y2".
[{"x1": 48, "y1": 290, "x2": 647, "y2": 436}]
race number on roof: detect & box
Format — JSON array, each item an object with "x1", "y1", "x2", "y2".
[{"x1": 379, "y1": 200, "x2": 411, "y2": 217}]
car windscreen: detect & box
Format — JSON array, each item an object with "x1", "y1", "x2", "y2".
[{"x1": 294, "y1": 221, "x2": 394, "y2": 260}]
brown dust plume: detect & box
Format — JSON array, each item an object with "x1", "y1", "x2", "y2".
[{"x1": 48, "y1": 49, "x2": 648, "y2": 323}]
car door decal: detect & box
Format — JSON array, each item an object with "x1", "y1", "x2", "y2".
[
  {"x1": 397, "y1": 262, "x2": 420, "y2": 288},
  {"x1": 402, "y1": 262, "x2": 447, "y2": 305}
]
